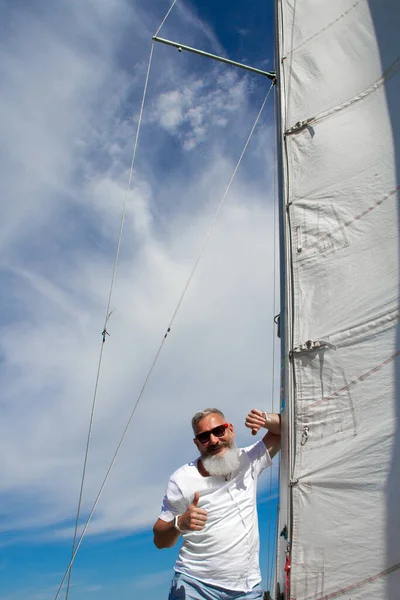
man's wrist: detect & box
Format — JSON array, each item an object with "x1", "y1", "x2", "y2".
[
  {"x1": 173, "y1": 514, "x2": 183, "y2": 533},
  {"x1": 262, "y1": 411, "x2": 271, "y2": 427}
]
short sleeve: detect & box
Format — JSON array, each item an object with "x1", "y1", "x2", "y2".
[
  {"x1": 242, "y1": 440, "x2": 273, "y2": 477},
  {"x1": 158, "y1": 476, "x2": 188, "y2": 522}
]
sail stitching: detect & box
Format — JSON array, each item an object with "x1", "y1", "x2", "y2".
[
  {"x1": 299, "y1": 184, "x2": 400, "y2": 253},
  {"x1": 308, "y1": 349, "x2": 400, "y2": 409},
  {"x1": 312, "y1": 561, "x2": 400, "y2": 599},
  {"x1": 285, "y1": 54, "x2": 400, "y2": 135},
  {"x1": 284, "y1": 0, "x2": 363, "y2": 58},
  {"x1": 327, "y1": 308, "x2": 400, "y2": 348}
]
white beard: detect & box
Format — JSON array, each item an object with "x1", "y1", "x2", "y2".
[{"x1": 202, "y1": 443, "x2": 240, "y2": 477}]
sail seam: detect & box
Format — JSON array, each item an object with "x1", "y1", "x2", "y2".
[
  {"x1": 313, "y1": 561, "x2": 400, "y2": 599},
  {"x1": 285, "y1": 54, "x2": 400, "y2": 135},
  {"x1": 299, "y1": 184, "x2": 400, "y2": 253},
  {"x1": 284, "y1": 0, "x2": 363, "y2": 58},
  {"x1": 327, "y1": 308, "x2": 400, "y2": 347},
  {"x1": 308, "y1": 349, "x2": 400, "y2": 409}
]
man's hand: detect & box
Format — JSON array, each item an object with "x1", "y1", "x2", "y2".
[
  {"x1": 178, "y1": 492, "x2": 208, "y2": 531},
  {"x1": 245, "y1": 409, "x2": 281, "y2": 458},
  {"x1": 153, "y1": 492, "x2": 207, "y2": 549},
  {"x1": 245, "y1": 408, "x2": 269, "y2": 435},
  {"x1": 245, "y1": 409, "x2": 281, "y2": 436}
]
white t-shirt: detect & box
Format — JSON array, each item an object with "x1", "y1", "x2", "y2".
[{"x1": 158, "y1": 440, "x2": 272, "y2": 592}]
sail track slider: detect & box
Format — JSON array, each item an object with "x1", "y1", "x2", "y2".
[
  {"x1": 280, "y1": 525, "x2": 288, "y2": 540},
  {"x1": 285, "y1": 118, "x2": 314, "y2": 135},
  {"x1": 289, "y1": 339, "x2": 335, "y2": 359},
  {"x1": 152, "y1": 36, "x2": 276, "y2": 81}
]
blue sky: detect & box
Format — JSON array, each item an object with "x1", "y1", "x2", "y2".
[{"x1": 0, "y1": 0, "x2": 279, "y2": 598}]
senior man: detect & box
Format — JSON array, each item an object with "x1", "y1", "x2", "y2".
[{"x1": 153, "y1": 407, "x2": 281, "y2": 599}]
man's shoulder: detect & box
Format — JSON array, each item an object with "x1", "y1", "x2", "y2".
[
  {"x1": 169, "y1": 458, "x2": 199, "y2": 483},
  {"x1": 238, "y1": 440, "x2": 268, "y2": 463},
  {"x1": 239, "y1": 439, "x2": 266, "y2": 454}
]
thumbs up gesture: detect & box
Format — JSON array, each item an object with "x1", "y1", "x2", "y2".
[{"x1": 178, "y1": 492, "x2": 208, "y2": 531}]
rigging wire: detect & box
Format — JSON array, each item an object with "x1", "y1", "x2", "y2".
[
  {"x1": 61, "y1": 4, "x2": 182, "y2": 597},
  {"x1": 54, "y1": 78, "x2": 275, "y2": 600},
  {"x1": 265, "y1": 75, "x2": 280, "y2": 596},
  {"x1": 154, "y1": 0, "x2": 179, "y2": 38},
  {"x1": 271, "y1": 60, "x2": 282, "y2": 600},
  {"x1": 63, "y1": 42, "x2": 156, "y2": 599}
]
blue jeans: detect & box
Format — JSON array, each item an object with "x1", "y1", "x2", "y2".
[{"x1": 168, "y1": 572, "x2": 263, "y2": 600}]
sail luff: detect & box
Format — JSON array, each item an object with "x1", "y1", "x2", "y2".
[{"x1": 275, "y1": 0, "x2": 300, "y2": 596}]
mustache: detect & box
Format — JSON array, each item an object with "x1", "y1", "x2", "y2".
[{"x1": 204, "y1": 439, "x2": 230, "y2": 454}]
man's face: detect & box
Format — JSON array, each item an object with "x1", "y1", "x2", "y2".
[{"x1": 193, "y1": 413, "x2": 235, "y2": 457}]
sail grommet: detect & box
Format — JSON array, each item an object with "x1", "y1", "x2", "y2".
[{"x1": 301, "y1": 425, "x2": 309, "y2": 446}]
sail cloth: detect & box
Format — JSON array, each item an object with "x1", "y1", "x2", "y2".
[{"x1": 275, "y1": 1, "x2": 400, "y2": 598}]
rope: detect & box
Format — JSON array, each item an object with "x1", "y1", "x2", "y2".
[
  {"x1": 62, "y1": 35, "x2": 157, "y2": 600},
  {"x1": 55, "y1": 80, "x2": 274, "y2": 599}
]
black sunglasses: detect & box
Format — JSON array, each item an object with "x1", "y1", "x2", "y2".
[{"x1": 195, "y1": 423, "x2": 229, "y2": 444}]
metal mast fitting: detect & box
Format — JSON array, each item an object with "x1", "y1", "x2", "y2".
[{"x1": 153, "y1": 36, "x2": 276, "y2": 81}]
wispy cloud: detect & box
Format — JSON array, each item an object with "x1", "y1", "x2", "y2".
[
  {"x1": 150, "y1": 70, "x2": 249, "y2": 149},
  {"x1": 0, "y1": 0, "x2": 277, "y2": 561}
]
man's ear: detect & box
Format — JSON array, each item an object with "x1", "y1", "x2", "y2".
[
  {"x1": 193, "y1": 437, "x2": 200, "y2": 451},
  {"x1": 228, "y1": 423, "x2": 235, "y2": 437}
]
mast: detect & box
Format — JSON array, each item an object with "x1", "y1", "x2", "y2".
[
  {"x1": 275, "y1": 1, "x2": 400, "y2": 598},
  {"x1": 274, "y1": 0, "x2": 294, "y2": 596}
]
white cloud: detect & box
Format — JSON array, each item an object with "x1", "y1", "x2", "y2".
[
  {"x1": 150, "y1": 71, "x2": 250, "y2": 150},
  {"x1": 0, "y1": 0, "x2": 278, "y2": 560}
]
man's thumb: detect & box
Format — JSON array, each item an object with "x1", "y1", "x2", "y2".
[{"x1": 192, "y1": 491, "x2": 200, "y2": 506}]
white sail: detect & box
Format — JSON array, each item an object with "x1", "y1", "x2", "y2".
[{"x1": 275, "y1": 0, "x2": 400, "y2": 598}]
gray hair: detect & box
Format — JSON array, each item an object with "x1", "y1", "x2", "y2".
[{"x1": 191, "y1": 408, "x2": 226, "y2": 431}]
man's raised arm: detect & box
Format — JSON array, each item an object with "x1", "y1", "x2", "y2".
[{"x1": 245, "y1": 409, "x2": 281, "y2": 458}]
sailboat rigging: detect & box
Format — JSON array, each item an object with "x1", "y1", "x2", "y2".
[{"x1": 57, "y1": 1, "x2": 399, "y2": 599}]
